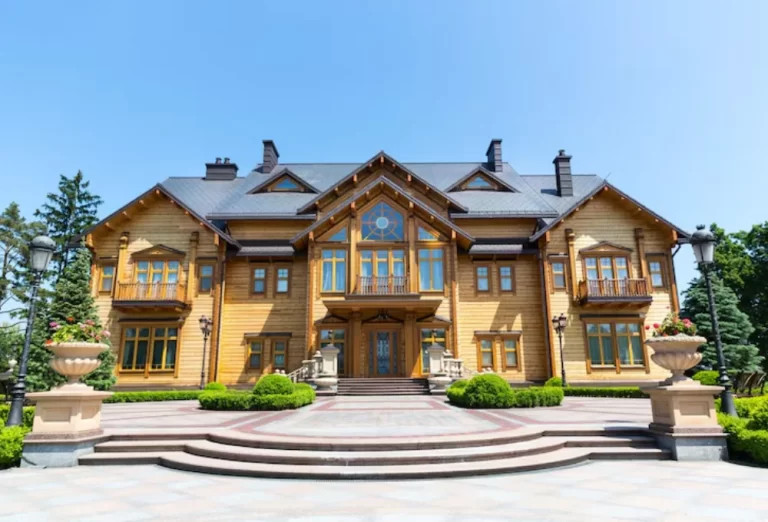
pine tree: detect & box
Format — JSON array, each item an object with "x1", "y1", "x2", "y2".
[
  {"x1": 682, "y1": 274, "x2": 763, "y2": 372},
  {"x1": 47, "y1": 246, "x2": 116, "y2": 391},
  {"x1": 34, "y1": 171, "x2": 102, "y2": 282},
  {"x1": 0, "y1": 202, "x2": 46, "y2": 315}
]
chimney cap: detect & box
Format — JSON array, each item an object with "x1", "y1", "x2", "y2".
[
  {"x1": 485, "y1": 138, "x2": 502, "y2": 156},
  {"x1": 263, "y1": 139, "x2": 280, "y2": 159},
  {"x1": 215, "y1": 157, "x2": 222, "y2": 164},
  {"x1": 224, "y1": 157, "x2": 230, "y2": 164},
  {"x1": 554, "y1": 149, "x2": 572, "y2": 161}
]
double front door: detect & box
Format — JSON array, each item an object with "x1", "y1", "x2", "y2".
[{"x1": 367, "y1": 329, "x2": 400, "y2": 377}]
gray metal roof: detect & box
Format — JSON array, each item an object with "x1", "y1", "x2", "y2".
[
  {"x1": 236, "y1": 245, "x2": 295, "y2": 257},
  {"x1": 467, "y1": 244, "x2": 525, "y2": 255}
]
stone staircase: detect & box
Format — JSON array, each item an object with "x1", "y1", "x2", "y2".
[
  {"x1": 79, "y1": 427, "x2": 670, "y2": 479},
  {"x1": 336, "y1": 377, "x2": 430, "y2": 396}
]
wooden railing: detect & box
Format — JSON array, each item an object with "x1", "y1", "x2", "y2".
[
  {"x1": 354, "y1": 275, "x2": 409, "y2": 295},
  {"x1": 115, "y1": 282, "x2": 186, "y2": 302},
  {"x1": 578, "y1": 278, "x2": 650, "y2": 299}
]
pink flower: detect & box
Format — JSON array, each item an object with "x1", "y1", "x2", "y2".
[
  {"x1": 103, "y1": 331, "x2": 111, "y2": 339},
  {"x1": 85, "y1": 319, "x2": 95, "y2": 326},
  {"x1": 653, "y1": 323, "x2": 660, "y2": 329},
  {"x1": 49, "y1": 321, "x2": 58, "y2": 328},
  {"x1": 645, "y1": 325, "x2": 650, "y2": 330}
]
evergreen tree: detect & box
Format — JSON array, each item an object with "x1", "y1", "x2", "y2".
[
  {"x1": 682, "y1": 274, "x2": 763, "y2": 372},
  {"x1": 0, "y1": 202, "x2": 46, "y2": 315},
  {"x1": 0, "y1": 325, "x2": 22, "y2": 371},
  {"x1": 34, "y1": 171, "x2": 102, "y2": 282}
]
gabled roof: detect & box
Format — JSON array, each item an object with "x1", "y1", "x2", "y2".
[
  {"x1": 445, "y1": 166, "x2": 517, "y2": 193},
  {"x1": 530, "y1": 181, "x2": 690, "y2": 242},
  {"x1": 290, "y1": 176, "x2": 475, "y2": 248},
  {"x1": 295, "y1": 151, "x2": 469, "y2": 214},
  {"x1": 248, "y1": 168, "x2": 319, "y2": 194},
  {"x1": 580, "y1": 241, "x2": 633, "y2": 254}
]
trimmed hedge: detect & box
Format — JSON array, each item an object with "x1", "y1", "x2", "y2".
[
  {"x1": 692, "y1": 370, "x2": 719, "y2": 386},
  {"x1": 199, "y1": 383, "x2": 316, "y2": 411},
  {"x1": 0, "y1": 426, "x2": 28, "y2": 469},
  {"x1": 718, "y1": 412, "x2": 768, "y2": 465},
  {"x1": 253, "y1": 374, "x2": 294, "y2": 396},
  {"x1": 0, "y1": 404, "x2": 35, "y2": 428},
  {"x1": 446, "y1": 375, "x2": 564, "y2": 409},
  {"x1": 104, "y1": 391, "x2": 203, "y2": 403},
  {"x1": 204, "y1": 382, "x2": 227, "y2": 392},
  {"x1": 563, "y1": 387, "x2": 648, "y2": 399},
  {"x1": 544, "y1": 377, "x2": 563, "y2": 387}
]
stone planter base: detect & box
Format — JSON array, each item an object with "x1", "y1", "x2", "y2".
[
  {"x1": 428, "y1": 374, "x2": 452, "y2": 394},
  {"x1": 645, "y1": 382, "x2": 727, "y2": 461},
  {"x1": 314, "y1": 375, "x2": 338, "y2": 394},
  {"x1": 21, "y1": 388, "x2": 112, "y2": 467}
]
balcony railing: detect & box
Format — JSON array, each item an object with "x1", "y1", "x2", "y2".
[
  {"x1": 577, "y1": 278, "x2": 651, "y2": 304},
  {"x1": 354, "y1": 275, "x2": 409, "y2": 296},
  {"x1": 115, "y1": 282, "x2": 186, "y2": 302}
]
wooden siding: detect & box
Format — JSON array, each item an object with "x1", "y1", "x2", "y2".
[{"x1": 457, "y1": 218, "x2": 538, "y2": 238}]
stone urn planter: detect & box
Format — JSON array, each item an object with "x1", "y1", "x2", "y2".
[
  {"x1": 47, "y1": 342, "x2": 109, "y2": 390},
  {"x1": 646, "y1": 334, "x2": 707, "y2": 385}
]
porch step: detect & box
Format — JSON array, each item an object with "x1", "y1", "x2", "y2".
[
  {"x1": 337, "y1": 378, "x2": 430, "y2": 396},
  {"x1": 80, "y1": 429, "x2": 669, "y2": 479}
]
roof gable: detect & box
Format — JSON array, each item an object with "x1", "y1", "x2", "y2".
[
  {"x1": 579, "y1": 241, "x2": 633, "y2": 254},
  {"x1": 446, "y1": 167, "x2": 517, "y2": 193},
  {"x1": 248, "y1": 168, "x2": 318, "y2": 194},
  {"x1": 130, "y1": 244, "x2": 186, "y2": 258}
]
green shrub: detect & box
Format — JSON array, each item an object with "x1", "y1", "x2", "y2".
[
  {"x1": 446, "y1": 379, "x2": 468, "y2": 405},
  {"x1": 104, "y1": 391, "x2": 203, "y2": 403},
  {"x1": 204, "y1": 382, "x2": 227, "y2": 392},
  {"x1": 544, "y1": 377, "x2": 563, "y2": 387},
  {"x1": 723, "y1": 395, "x2": 768, "y2": 418},
  {"x1": 512, "y1": 387, "x2": 564, "y2": 407},
  {"x1": 692, "y1": 371, "x2": 719, "y2": 386},
  {"x1": 747, "y1": 402, "x2": 768, "y2": 431},
  {"x1": 253, "y1": 374, "x2": 294, "y2": 396},
  {"x1": 199, "y1": 383, "x2": 316, "y2": 411},
  {"x1": 0, "y1": 404, "x2": 36, "y2": 429},
  {"x1": 461, "y1": 374, "x2": 515, "y2": 408},
  {"x1": 198, "y1": 391, "x2": 253, "y2": 410},
  {"x1": 563, "y1": 387, "x2": 648, "y2": 399},
  {"x1": 0, "y1": 426, "x2": 28, "y2": 469}
]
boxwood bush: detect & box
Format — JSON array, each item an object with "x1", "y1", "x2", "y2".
[
  {"x1": 204, "y1": 382, "x2": 227, "y2": 392},
  {"x1": 104, "y1": 390, "x2": 203, "y2": 403},
  {"x1": 446, "y1": 375, "x2": 564, "y2": 408},
  {"x1": 563, "y1": 387, "x2": 648, "y2": 399},
  {"x1": 692, "y1": 370, "x2": 719, "y2": 386},
  {"x1": 544, "y1": 377, "x2": 563, "y2": 387},
  {"x1": 253, "y1": 374, "x2": 295, "y2": 396},
  {"x1": 0, "y1": 426, "x2": 28, "y2": 469},
  {"x1": 199, "y1": 379, "x2": 316, "y2": 411},
  {"x1": 0, "y1": 404, "x2": 35, "y2": 428}
]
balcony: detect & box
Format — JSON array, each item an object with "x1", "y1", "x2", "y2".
[
  {"x1": 113, "y1": 282, "x2": 188, "y2": 312},
  {"x1": 323, "y1": 274, "x2": 442, "y2": 315},
  {"x1": 354, "y1": 275, "x2": 409, "y2": 296},
  {"x1": 577, "y1": 278, "x2": 652, "y2": 308}
]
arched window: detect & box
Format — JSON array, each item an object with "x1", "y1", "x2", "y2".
[{"x1": 361, "y1": 202, "x2": 404, "y2": 241}]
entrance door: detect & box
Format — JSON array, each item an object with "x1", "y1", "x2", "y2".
[{"x1": 368, "y1": 330, "x2": 399, "y2": 377}]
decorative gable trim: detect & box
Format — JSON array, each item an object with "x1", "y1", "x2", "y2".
[
  {"x1": 445, "y1": 167, "x2": 517, "y2": 193},
  {"x1": 579, "y1": 241, "x2": 633, "y2": 254},
  {"x1": 130, "y1": 245, "x2": 186, "y2": 258},
  {"x1": 314, "y1": 313, "x2": 348, "y2": 325},
  {"x1": 248, "y1": 168, "x2": 318, "y2": 194}
]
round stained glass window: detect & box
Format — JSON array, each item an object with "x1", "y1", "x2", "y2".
[
  {"x1": 361, "y1": 202, "x2": 404, "y2": 241},
  {"x1": 375, "y1": 216, "x2": 390, "y2": 229}
]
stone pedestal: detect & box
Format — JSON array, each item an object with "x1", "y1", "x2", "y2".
[
  {"x1": 21, "y1": 386, "x2": 112, "y2": 468},
  {"x1": 646, "y1": 382, "x2": 728, "y2": 461},
  {"x1": 315, "y1": 345, "x2": 339, "y2": 394},
  {"x1": 426, "y1": 345, "x2": 451, "y2": 394}
]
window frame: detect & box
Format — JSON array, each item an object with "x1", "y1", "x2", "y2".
[
  {"x1": 119, "y1": 323, "x2": 181, "y2": 377},
  {"x1": 246, "y1": 338, "x2": 264, "y2": 370},
  {"x1": 250, "y1": 264, "x2": 268, "y2": 297},
  {"x1": 647, "y1": 255, "x2": 668, "y2": 290},
  {"x1": 461, "y1": 174, "x2": 498, "y2": 191},
  {"x1": 197, "y1": 261, "x2": 215, "y2": 295},
  {"x1": 99, "y1": 263, "x2": 116, "y2": 294},
  {"x1": 319, "y1": 327, "x2": 347, "y2": 376},
  {"x1": 272, "y1": 338, "x2": 288, "y2": 370},
  {"x1": 550, "y1": 257, "x2": 568, "y2": 292},
  {"x1": 134, "y1": 258, "x2": 181, "y2": 285},
  {"x1": 583, "y1": 319, "x2": 648, "y2": 374},
  {"x1": 420, "y1": 327, "x2": 447, "y2": 375},
  {"x1": 274, "y1": 264, "x2": 291, "y2": 297},
  {"x1": 360, "y1": 201, "x2": 405, "y2": 242},
  {"x1": 476, "y1": 336, "x2": 496, "y2": 372},
  {"x1": 583, "y1": 254, "x2": 632, "y2": 281},
  {"x1": 498, "y1": 263, "x2": 515, "y2": 294},
  {"x1": 474, "y1": 264, "x2": 492, "y2": 294},
  {"x1": 418, "y1": 247, "x2": 445, "y2": 293},
  {"x1": 501, "y1": 334, "x2": 521, "y2": 371},
  {"x1": 321, "y1": 248, "x2": 348, "y2": 294}
]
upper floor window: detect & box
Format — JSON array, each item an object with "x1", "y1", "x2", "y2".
[
  {"x1": 322, "y1": 250, "x2": 347, "y2": 293},
  {"x1": 276, "y1": 267, "x2": 290, "y2": 294},
  {"x1": 647, "y1": 256, "x2": 667, "y2": 289},
  {"x1": 361, "y1": 202, "x2": 404, "y2": 241},
  {"x1": 252, "y1": 267, "x2": 267, "y2": 295},
  {"x1": 475, "y1": 265, "x2": 491, "y2": 293},
  {"x1": 328, "y1": 227, "x2": 348, "y2": 242},
  {"x1": 499, "y1": 265, "x2": 514, "y2": 292},
  {"x1": 136, "y1": 260, "x2": 180, "y2": 284},
  {"x1": 198, "y1": 263, "x2": 214, "y2": 293},
  {"x1": 551, "y1": 260, "x2": 567, "y2": 290},
  {"x1": 418, "y1": 226, "x2": 439, "y2": 241},
  {"x1": 99, "y1": 263, "x2": 115, "y2": 293},
  {"x1": 585, "y1": 256, "x2": 629, "y2": 280},
  {"x1": 418, "y1": 248, "x2": 444, "y2": 292}
]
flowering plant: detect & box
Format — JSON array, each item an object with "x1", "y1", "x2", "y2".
[
  {"x1": 47, "y1": 317, "x2": 111, "y2": 345},
  {"x1": 646, "y1": 313, "x2": 697, "y2": 337}
]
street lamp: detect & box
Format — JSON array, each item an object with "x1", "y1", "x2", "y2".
[
  {"x1": 198, "y1": 315, "x2": 213, "y2": 389},
  {"x1": 690, "y1": 224, "x2": 738, "y2": 417},
  {"x1": 7, "y1": 235, "x2": 55, "y2": 427},
  {"x1": 552, "y1": 313, "x2": 568, "y2": 387}
]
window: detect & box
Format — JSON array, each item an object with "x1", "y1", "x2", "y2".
[
  {"x1": 273, "y1": 339, "x2": 287, "y2": 370},
  {"x1": 121, "y1": 326, "x2": 178, "y2": 373},
  {"x1": 198, "y1": 263, "x2": 214, "y2": 293},
  {"x1": 585, "y1": 321, "x2": 645, "y2": 370},
  {"x1": 99, "y1": 264, "x2": 115, "y2": 293},
  {"x1": 135, "y1": 260, "x2": 180, "y2": 284},
  {"x1": 465, "y1": 175, "x2": 494, "y2": 190},
  {"x1": 502, "y1": 337, "x2": 519, "y2": 370},
  {"x1": 477, "y1": 338, "x2": 495, "y2": 370},
  {"x1": 360, "y1": 249, "x2": 405, "y2": 293},
  {"x1": 320, "y1": 329, "x2": 346, "y2": 375},
  {"x1": 551, "y1": 260, "x2": 567, "y2": 290},
  {"x1": 418, "y1": 248, "x2": 444, "y2": 292},
  {"x1": 418, "y1": 226, "x2": 439, "y2": 241},
  {"x1": 328, "y1": 227, "x2": 348, "y2": 242},
  {"x1": 361, "y1": 202, "x2": 404, "y2": 241},
  {"x1": 322, "y1": 250, "x2": 347, "y2": 293},
  {"x1": 584, "y1": 256, "x2": 630, "y2": 280},
  {"x1": 475, "y1": 265, "x2": 490, "y2": 293},
  {"x1": 248, "y1": 340, "x2": 263, "y2": 369},
  {"x1": 272, "y1": 177, "x2": 302, "y2": 191},
  {"x1": 499, "y1": 265, "x2": 514, "y2": 292},
  {"x1": 252, "y1": 267, "x2": 266, "y2": 295},
  {"x1": 276, "y1": 267, "x2": 290, "y2": 294},
  {"x1": 420, "y1": 328, "x2": 446, "y2": 373},
  {"x1": 648, "y1": 256, "x2": 667, "y2": 289}
]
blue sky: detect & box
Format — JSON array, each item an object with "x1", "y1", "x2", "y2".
[{"x1": 0, "y1": 0, "x2": 766, "y2": 292}]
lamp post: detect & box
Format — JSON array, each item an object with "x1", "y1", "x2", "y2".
[
  {"x1": 198, "y1": 315, "x2": 213, "y2": 389},
  {"x1": 690, "y1": 224, "x2": 737, "y2": 417},
  {"x1": 552, "y1": 313, "x2": 568, "y2": 387},
  {"x1": 7, "y1": 235, "x2": 55, "y2": 427}
]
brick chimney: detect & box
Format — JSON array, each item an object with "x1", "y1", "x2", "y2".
[
  {"x1": 262, "y1": 140, "x2": 280, "y2": 173},
  {"x1": 554, "y1": 149, "x2": 573, "y2": 197},
  {"x1": 485, "y1": 139, "x2": 503, "y2": 172},
  {"x1": 205, "y1": 157, "x2": 238, "y2": 181}
]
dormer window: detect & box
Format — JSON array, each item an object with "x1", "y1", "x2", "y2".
[
  {"x1": 250, "y1": 170, "x2": 318, "y2": 194},
  {"x1": 465, "y1": 175, "x2": 495, "y2": 190},
  {"x1": 272, "y1": 177, "x2": 302, "y2": 191},
  {"x1": 447, "y1": 168, "x2": 514, "y2": 192}
]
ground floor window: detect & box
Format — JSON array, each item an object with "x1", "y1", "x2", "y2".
[
  {"x1": 502, "y1": 336, "x2": 519, "y2": 370},
  {"x1": 477, "y1": 337, "x2": 495, "y2": 370},
  {"x1": 273, "y1": 339, "x2": 288, "y2": 369},
  {"x1": 248, "y1": 339, "x2": 264, "y2": 369},
  {"x1": 320, "y1": 329, "x2": 346, "y2": 374},
  {"x1": 420, "y1": 328, "x2": 446, "y2": 373},
  {"x1": 585, "y1": 321, "x2": 645, "y2": 368},
  {"x1": 121, "y1": 325, "x2": 178, "y2": 373}
]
